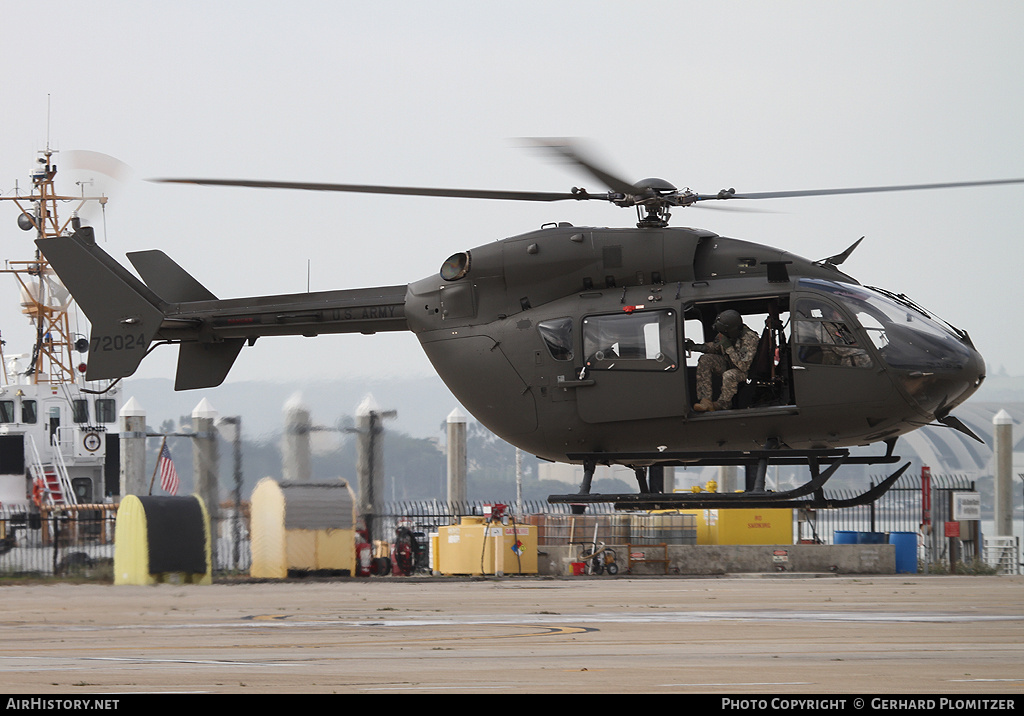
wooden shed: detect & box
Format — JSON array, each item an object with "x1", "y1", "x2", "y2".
[{"x1": 250, "y1": 478, "x2": 357, "y2": 578}]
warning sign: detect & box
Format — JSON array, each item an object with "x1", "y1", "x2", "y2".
[{"x1": 953, "y1": 493, "x2": 981, "y2": 521}]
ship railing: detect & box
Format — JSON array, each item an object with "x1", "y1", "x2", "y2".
[
  {"x1": 53, "y1": 425, "x2": 78, "y2": 459},
  {"x1": 25, "y1": 434, "x2": 77, "y2": 508},
  {"x1": 25, "y1": 433, "x2": 47, "y2": 496},
  {"x1": 50, "y1": 437, "x2": 77, "y2": 506}
]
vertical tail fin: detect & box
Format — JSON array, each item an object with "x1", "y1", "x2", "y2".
[
  {"x1": 36, "y1": 230, "x2": 165, "y2": 381},
  {"x1": 127, "y1": 249, "x2": 218, "y2": 303},
  {"x1": 126, "y1": 249, "x2": 246, "y2": 389}
]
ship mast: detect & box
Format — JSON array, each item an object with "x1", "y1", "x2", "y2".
[{"x1": 0, "y1": 148, "x2": 107, "y2": 385}]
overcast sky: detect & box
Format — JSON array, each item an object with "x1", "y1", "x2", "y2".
[{"x1": 2, "y1": 1, "x2": 1022, "y2": 408}]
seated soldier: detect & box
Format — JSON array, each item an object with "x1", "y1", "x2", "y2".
[{"x1": 685, "y1": 310, "x2": 760, "y2": 412}]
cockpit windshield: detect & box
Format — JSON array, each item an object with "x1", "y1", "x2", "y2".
[{"x1": 798, "y1": 279, "x2": 973, "y2": 370}]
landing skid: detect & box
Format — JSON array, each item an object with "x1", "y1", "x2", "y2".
[{"x1": 547, "y1": 442, "x2": 908, "y2": 511}]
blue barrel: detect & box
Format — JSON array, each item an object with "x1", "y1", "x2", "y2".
[
  {"x1": 858, "y1": 532, "x2": 888, "y2": 544},
  {"x1": 834, "y1": 530, "x2": 858, "y2": 545},
  {"x1": 889, "y1": 531, "x2": 918, "y2": 573}
]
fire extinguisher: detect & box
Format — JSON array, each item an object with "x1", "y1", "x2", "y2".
[{"x1": 356, "y1": 530, "x2": 373, "y2": 577}]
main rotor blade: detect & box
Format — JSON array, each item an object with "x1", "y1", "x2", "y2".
[
  {"x1": 525, "y1": 138, "x2": 640, "y2": 195},
  {"x1": 152, "y1": 178, "x2": 581, "y2": 203},
  {"x1": 705, "y1": 177, "x2": 1024, "y2": 201}
]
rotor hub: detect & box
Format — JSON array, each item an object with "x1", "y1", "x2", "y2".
[{"x1": 634, "y1": 177, "x2": 677, "y2": 194}]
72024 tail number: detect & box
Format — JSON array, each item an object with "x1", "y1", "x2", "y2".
[{"x1": 91, "y1": 334, "x2": 146, "y2": 352}]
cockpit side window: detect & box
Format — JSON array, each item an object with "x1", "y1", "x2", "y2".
[
  {"x1": 582, "y1": 310, "x2": 677, "y2": 371},
  {"x1": 793, "y1": 299, "x2": 872, "y2": 368},
  {"x1": 537, "y1": 317, "x2": 574, "y2": 361},
  {"x1": 798, "y1": 278, "x2": 973, "y2": 370}
]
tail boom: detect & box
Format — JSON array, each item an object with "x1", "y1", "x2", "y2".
[
  {"x1": 37, "y1": 231, "x2": 409, "y2": 389},
  {"x1": 162, "y1": 287, "x2": 409, "y2": 340}
]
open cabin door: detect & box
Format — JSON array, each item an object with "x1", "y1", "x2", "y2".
[{"x1": 680, "y1": 295, "x2": 795, "y2": 412}]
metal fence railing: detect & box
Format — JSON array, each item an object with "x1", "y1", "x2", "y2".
[
  {"x1": 0, "y1": 477, "x2": 1002, "y2": 577},
  {"x1": 802, "y1": 474, "x2": 976, "y2": 538},
  {"x1": 984, "y1": 536, "x2": 1020, "y2": 575},
  {"x1": 0, "y1": 504, "x2": 253, "y2": 577},
  {"x1": 799, "y1": 474, "x2": 1002, "y2": 570},
  {"x1": 0, "y1": 505, "x2": 117, "y2": 576},
  {"x1": 372, "y1": 501, "x2": 697, "y2": 548}
]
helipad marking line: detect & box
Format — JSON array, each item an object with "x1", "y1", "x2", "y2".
[
  {"x1": 949, "y1": 678, "x2": 1024, "y2": 682},
  {"x1": 236, "y1": 611, "x2": 1024, "y2": 627},
  {"x1": 84, "y1": 657, "x2": 298, "y2": 667},
  {"x1": 0, "y1": 623, "x2": 599, "y2": 659},
  {"x1": 5, "y1": 610, "x2": 1021, "y2": 634},
  {"x1": 663, "y1": 682, "x2": 815, "y2": 687},
  {"x1": 240, "y1": 619, "x2": 598, "y2": 639},
  {"x1": 361, "y1": 685, "x2": 508, "y2": 691}
]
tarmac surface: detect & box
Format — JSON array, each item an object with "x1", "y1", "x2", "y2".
[{"x1": 0, "y1": 574, "x2": 1022, "y2": 696}]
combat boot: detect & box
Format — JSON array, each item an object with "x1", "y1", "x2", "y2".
[{"x1": 693, "y1": 399, "x2": 715, "y2": 412}]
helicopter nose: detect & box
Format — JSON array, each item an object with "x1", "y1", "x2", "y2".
[
  {"x1": 952, "y1": 345, "x2": 987, "y2": 405},
  {"x1": 898, "y1": 343, "x2": 986, "y2": 417}
]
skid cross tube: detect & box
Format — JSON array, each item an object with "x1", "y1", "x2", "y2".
[{"x1": 549, "y1": 443, "x2": 907, "y2": 510}]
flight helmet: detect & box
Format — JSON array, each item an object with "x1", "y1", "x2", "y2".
[{"x1": 713, "y1": 310, "x2": 744, "y2": 339}]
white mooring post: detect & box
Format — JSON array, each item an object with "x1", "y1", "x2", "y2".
[
  {"x1": 192, "y1": 398, "x2": 219, "y2": 564},
  {"x1": 993, "y1": 409, "x2": 1014, "y2": 538},
  {"x1": 989, "y1": 409, "x2": 1018, "y2": 573},
  {"x1": 283, "y1": 394, "x2": 312, "y2": 483},
  {"x1": 119, "y1": 397, "x2": 146, "y2": 498},
  {"x1": 446, "y1": 407, "x2": 467, "y2": 505},
  {"x1": 355, "y1": 395, "x2": 396, "y2": 544}
]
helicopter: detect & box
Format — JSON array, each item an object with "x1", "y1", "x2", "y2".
[{"x1": 35, "y1": 140, "x2": 1014, "y2": 510}]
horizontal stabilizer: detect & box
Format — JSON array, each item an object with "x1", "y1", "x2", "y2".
[
  {"x1": 128, "y1": 250, "x2": 218, "y2": 302},
  {"x1": 36, "y1": 232, "x2": 166, "y2": 381},
  {"x1": 175, "y1": 339, "x2": 245, "y2": 390}
]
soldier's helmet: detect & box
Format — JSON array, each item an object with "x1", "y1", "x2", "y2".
[{"x1": 713, "y1": 310, "x2": 744, "y2": 339}]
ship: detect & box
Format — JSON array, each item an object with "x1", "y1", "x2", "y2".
[{"x1": 0, "y1": 147, "x2": 121, "y2": 525}]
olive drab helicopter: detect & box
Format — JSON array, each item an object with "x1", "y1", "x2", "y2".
[{"x1": 36, "y1": 140, "x2": 1014, "y2": 510}]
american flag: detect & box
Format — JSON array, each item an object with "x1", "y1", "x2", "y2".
[{"x1": 158, "y1": 442, "x2": 179, "y2": 496}]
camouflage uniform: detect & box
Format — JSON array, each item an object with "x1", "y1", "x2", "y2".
[
  {"x1": 695, "y1": 325, "x2": 760, "y2": 409},
  {"x1": 795, "y1": 319, "x2": 873, "y2": 368}
]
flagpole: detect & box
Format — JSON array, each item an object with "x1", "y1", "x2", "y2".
[{"x1": 148, "y1": 435, "x2": 167, "y2": 496}]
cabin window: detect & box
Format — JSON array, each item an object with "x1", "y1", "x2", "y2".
[
  {"x1": 0, "y1": 401, "x2": 13, "y2": 423},
  {"x1": 582, "y1": 310, "x2": 677, "y2": 371},
  {"x1": 793, "y1": 298, "x2": 872, "y2": 368},
  {"x1": 95, "y1": 399, "x2": 117, "y2": 424},
  {"x1": 22, "y1": 400, "x2": 37, "y2": 424},
  {"x1": 537, "y1": 318, "x2": 574, "y2": 361},
  {"x1": 72, "y1": 399, "x2": 89, "y2": 424}
]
